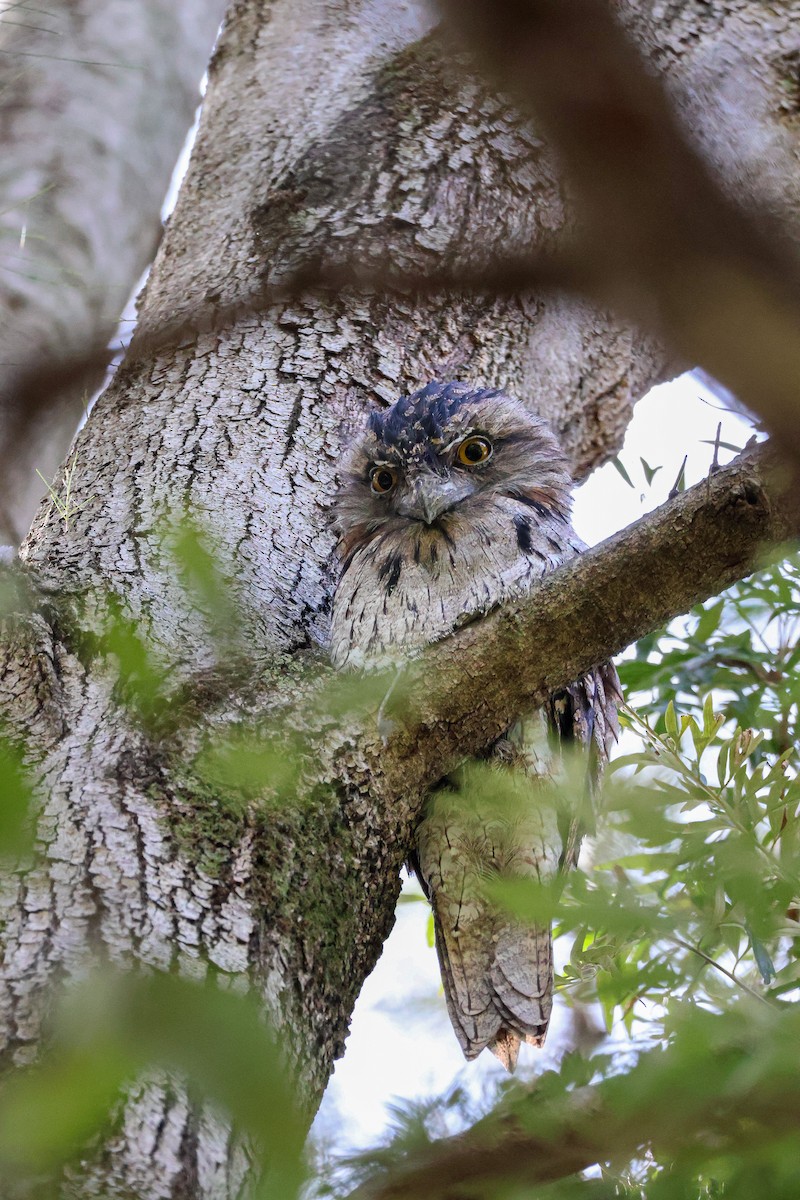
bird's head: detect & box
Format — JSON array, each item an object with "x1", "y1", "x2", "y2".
[{"x1": 333, "y1": 381, "x2": 573, "y2": 561}]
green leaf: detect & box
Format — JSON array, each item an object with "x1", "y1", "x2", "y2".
[
  {"x1": 169, "y1": 520, "x2": 240, "y2": 642},
  {"x1": 664, "y1": 700, "x2": 679, "y2": 740},
  {"x1": 103, "y1": 596, "x2": 168, "y2": 725},
  {"x1": 617, "y1": 658, "x2": 664, "y2": 691},
  {"x1": 669, "y1": 456, "x2": 687, "y2": 494},
  {"x1": 699, "y1": 438, "x2": 744, "y2": 453},
  {"x1": 611, "y1": 456, "x2": 635, "y2": 488},
  {"x1": 596, "y1": 984, "x2": 617, "y2": 1033},
  {"x1": 694, "y1": 600, "x2": 725, "y2": 643},
  {"x1": 487, "y1": 876, "x2": 562, "y2": 925},
  {"x1": 0, "y1": 735, "x2": 35, "y2": 858},
  {"x1": 0, "y1": 972, "x2": 307, "y2": 1197},
  {"x1": 717, "y1": 739, "x2": 730, "y2": 783},
  {"x1": 746, "y1": 925, "x2": 776, "y2": 984},
  {"x1": 687, "y1": 715, "x2": 706, "y2": 756},
  {"x1": 426, "y1": 912, "x2": 435, "y2": 949},
  {"x1": 702, "y1": 693, "x2": 718, "y2": 738},
  {"x1": 194, "y1": 729, "x2": 302, "y2": 805},
  {"x1": 639, "y1": 457, "x2": 663, "y2": 486}
]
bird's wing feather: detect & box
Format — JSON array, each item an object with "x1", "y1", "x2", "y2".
[
  {"x1": 430, "y1": 902, "x2": 503, "y2": 1059},
  {"x1": 490, "y1": 921, "x2": 552, "y2": 1049},
  {"x1": 548, "y1": 660, "x2": 622, "y2": 864},
  {"x1": 415, "y1": 728, "x2": 561, "y2": 1067}
]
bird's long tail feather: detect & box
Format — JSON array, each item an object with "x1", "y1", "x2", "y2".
[{"x1": 431, "y1": 901, "x2": 553, "y2": 1071}]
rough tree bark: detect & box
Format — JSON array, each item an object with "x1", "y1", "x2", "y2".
[
  {"x1": 0, "y1": 0, "x2": 229, "y2": 545},
  {"x1": 1, "y1": 0, "x2": 799, "y2": 1194}
]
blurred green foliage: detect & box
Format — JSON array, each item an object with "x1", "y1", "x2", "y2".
[
  {"x1": 0, "y1": 973, "x2": 307, "y2": 1199},
  {"x1": 1, "y1": 524, "x2": 799, "y2": 1198},
  {"x1": 0, "y1": 729, "x2": 36, "y2": 860},
  {"x1": 569, "y1": 550, "x2": 800, "y2": 1036},
  {"x1": 335, "y1": 1000, "x2": 800, "y2": 1200},
  {"x1": 618, "y1": 549, "x2": 800, "y2": 755}
]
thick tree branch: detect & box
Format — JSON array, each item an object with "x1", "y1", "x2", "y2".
[{"x1": 372, "y1": 443, "x2": 798, "y2": 795}]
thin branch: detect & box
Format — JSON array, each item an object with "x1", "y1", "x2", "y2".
[{"x1": 668, "y1": 936, "x2": 770, "y2": 1006}]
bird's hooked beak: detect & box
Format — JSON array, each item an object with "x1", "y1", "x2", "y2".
[{"x1": 395, "y1": 471, "x2": 475, "y2": 524}]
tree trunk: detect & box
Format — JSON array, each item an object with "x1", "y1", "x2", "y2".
[
  {"x1": 1, "y1": 0, "x2": 798, "y2": 1194},
  {"x1": 0, "y1": 0, "x2": 229, "y2": 545}
]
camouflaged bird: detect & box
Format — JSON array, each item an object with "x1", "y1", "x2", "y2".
[{"x1": 331, "y1": 381, "x2": 620, "y2": 1070}]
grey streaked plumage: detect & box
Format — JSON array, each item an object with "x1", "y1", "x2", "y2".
[{"x1": 331, "y1": 381, "x2": 620, "y2": 1070}]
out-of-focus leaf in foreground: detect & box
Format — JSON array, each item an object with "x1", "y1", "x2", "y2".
[
  {"x1": 194, "y1": 724, "x2": 305, "y2": 806},
  {"x1": 169, "y1": 518, "x2": 242, "y2": 648},
  {"x1": 102, "y1": 594, "x2": 170, "y2": 727},
  {"x1": 0, "y1": 972, "x2": 307, "y2": 1199},
  {"x1": 0, "y1": 732, "x2": 35, "y2": 859}
]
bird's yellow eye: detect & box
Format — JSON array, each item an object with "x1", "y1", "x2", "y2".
[
  {"x1": 456, "y1": 436, "x2": 493, "y2": 466},
  {"x1": 369, "y1": 465, "x2": 398, "y2": 494}
]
